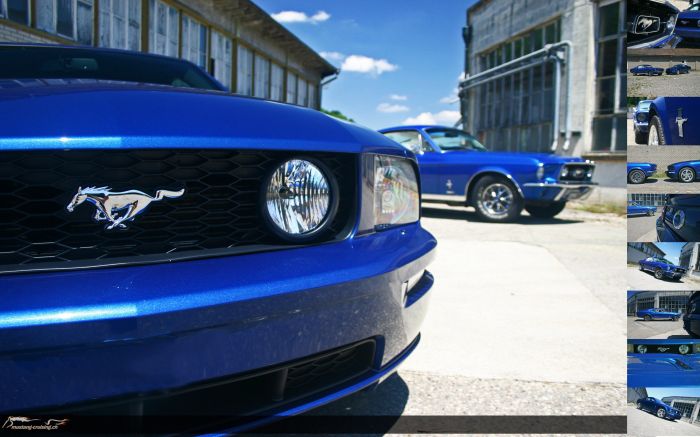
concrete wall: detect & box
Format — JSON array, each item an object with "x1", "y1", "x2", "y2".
[
  {"x1": 628, "y1": 246, "x2": 649, "y2": 264},
  {"x1": 628, "y1": 387, "x2": 648, "y2": 403}
]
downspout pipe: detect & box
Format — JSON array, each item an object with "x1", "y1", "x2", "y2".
[{"x1": 550, "y1": 53, "x2": 561, "y2": 151}]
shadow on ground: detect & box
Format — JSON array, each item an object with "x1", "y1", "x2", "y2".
[
  {"x1": 638, "y1": 269, "x2": 684, "y2": 283},
  {"x1": 421, "y1": 206, "x2": 581, "y2": 225}
]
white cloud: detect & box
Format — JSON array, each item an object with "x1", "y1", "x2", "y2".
[
  {"x1": 402, "y1": 110, "x2": 461, "y2": 126},
  {"x1": 439, "y1": 88, "x2": 459, "y2": 104},
  {"x1": 341, "y1": 55, "x2": 398, "y2": 75},
  {"x1": 271, "y1": 10, "x2": 330, "y2": 24},
  {"x1": 377, "y1": 103, "x2": 410, "y2": 113},
  {"x1": 389, "y1": 94, "x2": 407, "y2": 101},
  {"x1": 320, "y1": 51, "x2": 345, "y2": 61}
]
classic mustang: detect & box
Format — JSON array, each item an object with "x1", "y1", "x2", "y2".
[
  {"x1": 636, "y1": 396, "x2": 683, "y2": 421},
  {"x1": 378, "y1": 126, "x2": 596, "y2": 222},
  {"x1": 0, "y1": 44, "x2": 436, "y2": 432},
  {"x1": 628, "y1": 339, "x2": 700, "y2": 387},
  {"x1": 637, "y1": 308, "x2": 680, "y2": 321},
  {"x1": 666, "y1": 160, "x2": 700, "y2": 182},
  {"x1": 627, "y1": 0, "x2": 680, "y2": 48},
  {"x1": 638, "y1": 257, "x2": 686, "y2": 280},
  {"x1": 627, "y1": 162, "x2": 656, "y2": 184},
  {"x1": 676, "y1": 3, "x2": 700, "y2": 43},
  {"x1": 656, "y1": 195, "x2": 700, "y2": 241},
  {"x1": 646, "y1": 97, "x2": 700, "y2": 145},
  {"x1": 627, "y1": 203, "x2": 656, "y2": 216},
  {"x1": 630, "y1": 64, "x2": 664, "y2": 76},
  {"x1": 684, "y1": 291, "x2": 700, "y2": 337},
  {"x1": 666, "y1": 63, "x2": 691, "y2": 75},
  {"x1": 632, "y1": 100, "x2": 653, "y2": 144}
]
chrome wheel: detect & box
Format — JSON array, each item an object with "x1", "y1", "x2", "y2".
[
  {"x1": 648, "y1": 125, "x2": 660, "y2": 146},
  {"x1": 478, "y1": 183, "x2": 513, "y2": 219},
  {"x1": 680, "y1": 167, "x2": 695, "y2": 183},
  {"x1": 629, "y1": 170, "x2": 645, "y2": 184},
  {"x1": 655, "y1": 269, "x2": 663, "y2": 279},
  {"x1": 657, "y1": 408, "x2": 666, "y2": 418}
]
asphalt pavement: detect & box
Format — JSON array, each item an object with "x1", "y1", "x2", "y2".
[
  {"x1": 627, "y1": 405, "x2": 700, "y2": 437},
  {"x1": 304, "y1": 204, "x2": 627, "y2": 425},
  {"x1": 627, "y1": 316, "x2": 689, "y2": 340},
  {"x1": 627, "y1": 266, "x2": 700, "y2": 291},
  {"x1": 628, "y1": 71, "x2": 700, "y2": 98},
  {"x1": 627, "y1": 210, "x2": 658, "y2": 242}
]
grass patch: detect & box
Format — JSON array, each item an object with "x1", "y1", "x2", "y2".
[
  {"x1": 650, "y1": 170, "x2": 666, "y2": 180},
  {"x1": 570, "y1": 202, "x2": 626, "y2": 216}
]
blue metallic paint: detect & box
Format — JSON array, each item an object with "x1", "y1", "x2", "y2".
[
  {"x1": 628, "y1": 340, "x2": 700, "y2": 387},
  {"x1": 627, "y1": 162, "x2": 656, "y2": 184},
  {"x1": 630, "y1": 65, "x2": 663, "y2": 76},
  {"x1": 636, "y1": 396, "x2": 683, "y2": 420},
  {"x1": 666, "y1": 160, "x2": 700, "y2": 181},
  {"x1": 627, "y1": 203, "x2": 656, "y2": 216},
  {"x1": 637, "y1": 308, "x2": 680, "y2": 320},
  {"x1": 676, "y1": 9, "x2": 700, "y2": 41},
  {"x1": 648, "y1": 97, "x2": 700, "y2": 145},
  {"x1": 638, "y1": 257, "x2": 686, "y2": 280}
]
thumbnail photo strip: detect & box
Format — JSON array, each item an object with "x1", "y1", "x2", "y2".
[{"x1": 628, "y1": 1, "x2": 700, "y2": 435}]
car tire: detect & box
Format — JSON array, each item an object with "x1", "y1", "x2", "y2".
[
  {"x1": 679, "y1": 167, "x2": 696, "y2": 183},
  {"x1": 646, "y1": 209, "x2": 654, "y2": 216},
  {"x1": 673, "y1": 316, "x2": 679, "y2": 321},
  {"x1": 471, "y1": 175, "x2": 523, "y2": 223},
  {"x1": 654, "y1": 268, "x2": 664, "y2": 280},
  {"x1": 648, "y1": 116, "x2": 666, "y2": 146},
  {"x1": 644, "y1": 315, "x2": 652, "y2": 321},
  {"x1": 628, "y1": 169, "x2": 647, "y2": 184},
  {"x1": 634, "y1": 130, "x2": 648, "y2": 145},
  {"x1": 637, "y1": 402, "x2": 642, "y2": 409},
  {"x1": 657, "y1": 408, "x2": 666, "y2": 419},
  {"x1": 524, "y1": 202, "x2": 567, "y2": 219}
]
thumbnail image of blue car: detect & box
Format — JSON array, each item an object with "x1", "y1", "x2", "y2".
[
  {"x1": 627, "y1": 0, "x2": 680, "y2": 48},
  {"x1": 637, "y1": 308, "x2": 681, "y2": 321},
  {"x1": 638, "y1": 257, "x2": 686, "y2": 280},
  {"x1": 628, "y1": 339, "x2": 700, "y2": 387},
  {"x1": 666, "y1": 63, "x2": 691, "y2": 75},
  {"x1": 628, "y1": 162, "x2": 657, "y2": 184},
  {"x1": 379, "y1": 126, "x2": 596, "y2": 223},
  {"x1": 676, "y1": 3, "x2": 700, "y2": 44},
  {"x1": 0, "y1": 44, "x2": 437, "y2": 430},
  {"x1": 666, "y1": 160, "x2": 700, "y2": 183},
  {"x1": 646, "y1": 97, "x2": 700, "y2": 145},
  {"x1": 656, "y1": 195, "x2": 700, "y2": 242},
  {"x1": 684, "y1": 291, "x2": 700, "y2": 337},
  {"x1": 630, "y1": 64, "x2": 664, "y2": 76},
  {"x1": 632, "y1": 100, "x2": 652, "y2": 144},
  {"x1": 628, "y1": 203, "x2": 656, "y2": 216},
  {"x1": 636, "y1": 396, "x2": 683, "y2": 421}
]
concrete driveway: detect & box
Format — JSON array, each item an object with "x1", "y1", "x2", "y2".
[
  {"x1": 627, "y1": 316, "x2": 688, "y2": 340},
  {"x1": 627, "y1": 210, "x2": 659, "y2": 242},
  {"x1": 628, "y1": 405, "x2": 700, "y2": 437},
  {"x1": 309, "y1": 204, "x2": 626, "y2": 421},
  {"x1": 627, "y1": 266, "x2": 700, "y2": 291}
]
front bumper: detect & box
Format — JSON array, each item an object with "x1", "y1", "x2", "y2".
[
  {"x1": 522, "y1": 182, "x2": 597, "y2": 202},
  {"x1": 656, "y1": 217, "x2": 683, "y2": 242},
  {"x1": 634, "y1": 121, "x2": 649, "y2": 134},
  {"x1": 666, "y1": 169, "x2": 677, "y2": 179},
  {"x1": 668, "y1": 410, "x2": 683, "y2": 420},
  {"x1": 0, "y1": 224, "x2": 436, "y2": 422}
]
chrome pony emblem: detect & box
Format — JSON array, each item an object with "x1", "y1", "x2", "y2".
[
  {"x1": 634, "y1": 15, "x2": 660, "y2": 34},
  {"x1": 66, "y1": 186, "x2": 185, "y2": 230},
  {"x1": 676, "y1": 108, "x2": 688, "y2": 138}
]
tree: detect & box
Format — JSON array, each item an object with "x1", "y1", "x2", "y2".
[{"x1": 321, "y1": 108, "x2": 354, "y2": 123}]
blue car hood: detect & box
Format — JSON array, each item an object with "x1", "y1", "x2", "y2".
[
  {"x1": 439, "y1": 150, "x2": 580, "y2": 165},
  {"x1": 0, "y1": 82, "x2": 405, "y2": 155},
  {"x1": 679, "y1": 10, "x2": 700, "y2": 19}
]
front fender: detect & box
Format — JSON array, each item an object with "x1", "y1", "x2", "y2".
[{"x1": 464, "y1": 166, "x2": 526, "y2": 197}]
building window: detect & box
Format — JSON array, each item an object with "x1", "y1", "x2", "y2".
[
  {"x1": 307, "y1": 83, "x2": 316, "y2": 108},
  {"x1": 210, "y1": 30, "x2": 232, "y2": 89},
  {"x1": 182, "y1": 15, "x2": 207, "y2": 69},
  {"x1": 592, "y1": 0, "x2": 626, "y2": 152},
  {"x1": 236, "y1": 45, "x2": 253, "y2": 96},
  {"x1": 0, "y1": 0, "x2": 30, "y2": 25},
  {"x1": 254, "y1": 54, "x2": 270, "y2": 99},
  {"x1": 296, "y1": 78, "x2": 307, "y2": 106},
  {"x1": 99, "y1": 0, "x2": 141, "y2": 51},
  {"x1": 286, "y1": 71, "x2": 297, "y2": 103},
  {"x1": 36, "y1": 0, "x2": 94, "y2": 45},
  {"x1": 148, "y1": 0, "x2": 178, "y2": 58},
  {"x1": 270, "y1": 62, "x2": 284, "y2": 102}
]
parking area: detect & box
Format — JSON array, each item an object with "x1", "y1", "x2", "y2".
[
  {"x1": 628, "y1": 142, "x2": 700, "y2": 193},
  {"x1": 627, "y1": 267, "x2": 700, "y2": 291},
  {"x1": 627, "y1": 317, "x2": 687, "y2": 340},
  {"x1": 628, "y1": 211, "x2": 658, "y2": 242},
  {"x1": 627, "y1": 405, "x2": 700, "y2": 437},
  {"x1": 310, "y1": 203, "x2": 626, "y2": 418},
  {"x1": 627, "y1": 71, "x2": 700, "y2": 97}
]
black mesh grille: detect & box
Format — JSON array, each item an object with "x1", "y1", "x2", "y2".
[
  {"x1": 559, "y1": 163, "x2": 594, "y2": 182},
  {"x1": 0, "y1": 150, "x2": 356, "y2": 274}
]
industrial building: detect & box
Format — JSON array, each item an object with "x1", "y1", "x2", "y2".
[
  {"x1": 628, "y1": 194, "x2": 667, "y2": 207},
  {"x1": 0, "y1": 0, "x2": 337, "y2": 108},
  {"x1": 459, "y1": 0, "x2": 625, "y2": 202},
  {"x1": 680, "y1": 243, "x2": 700, "y2": 276},
  {"x1": 627, "y1": 291, "x2": 692, "y2": 316},
  {"x1": 661, "y1": 396, "x2": 700, "y2": 424}
]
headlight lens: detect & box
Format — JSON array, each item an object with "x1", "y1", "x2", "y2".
[
  {"x1": 636, "y1": 113, "x2": 647, "y2": 122},
  {"x1": 637, "y1": 345, "x2": 647, "y2": 354},
  {"x1": 679, "y1": 344, "x2": 690, "y2": 355},
  {"x1": 627, "y1": 343, "x2": 634, "y2": 353},
  {"x1": 264, "y1": 159, "x2": 336, "y2": 240},
  {"x1": 372, "y1": 155, "x2": 420, "y2": 228},
  {"x1": 536, "y1": 165, "x2": 544, "y2": 180},
  {"x1": 693, "y1": 343, "x2": 700, "y2": 354}
]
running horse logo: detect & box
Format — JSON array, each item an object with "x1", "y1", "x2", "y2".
[{"x1": 66, "y1": 186, "x2": 185, "y2": 230}]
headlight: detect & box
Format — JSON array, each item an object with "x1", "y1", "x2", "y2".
[
  {"x1": 637, "y1": 345, "x2": 647, "y2": 354},
  {"x1": 262, "y1": 158, "x2": 338, "y2": 241},
  {"x1": 560, "y1": 168, "x2": 568, "y2": 178},
  {"x1": 368, "y1": 155, "x2": 420, "y2": 229},
  {"x1": 536, "y1": 165, "x2": 544, "y2": 180},
  {"x1": 693, "y1": 343, "x2": 700, "y2": 354},
  {"x1": 627, "y1": 343, "x2": 634, "y2": 353},
  {"x1": 679, "y1": 344, "x2": 690, "y2": 355},
  {"x1": 668, "y1": 15, "x2": 676, "y2": 32},
  {"x1": 636, "y1": 113, "x2": 647, "y2": 122}
]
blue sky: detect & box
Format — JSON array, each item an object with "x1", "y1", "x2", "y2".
[
  {"x1": 656, "y1": 243, "x2": 685, "y2": 265},
  {"x1": 256, "y1": 0, "x2": 475, "y2": 130},
  {"x1": 647, "y1": 387, "x2": 700, "y2": 399}
]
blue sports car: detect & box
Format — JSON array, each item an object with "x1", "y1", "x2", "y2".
[
  {"x1": 0, "y1": 45, "x2": 436, "y2": 431},
  {"x1": 684, "y1": 291, "x2": 700, "y2": 337},
  {"x1": 666, "y1": 63, "x2": 691, "y2": 75},
  {"x1": 656, "y1": 195, "x2": 700, "y2": 242},
  {"x1": 638, "y1": 257, "x2": 686, "y2": 280},
  {"x1": 646, "y1": 97, "x2": 700, "y2": 145},
  {"x1": 627, "y1": 162, "x2": 656, "y2": 184},
  {"x1": 676, "y1": 3, "x2": 700, "y2": 43},
  {"x1": 627, "y1": 203, "x2": 656, "y2": 216},
  {"x1": 666, "y1": 160, "x2": 700, "y2": 182},
  {"x1": 627, "y1": 0, "x2": 680, "y2": 48},
  {"x1": 630, "y1": 64, "x2": 664, "y2": 76},
  {"x1": 628, "y1": 339, "x2": 700, "y2": 387},
  {"x1": 636, "y1": 396, "x2": 683, "y2": 421},
  {"x1": 632, "y1": 100, "x2": 653, "y2": 144},
  {"x1": 379, "y1": 126, "x2": 596, "y2": 222},
  {"x1": 637, "y1": 308, "x2": 680, "y2": 321}
]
